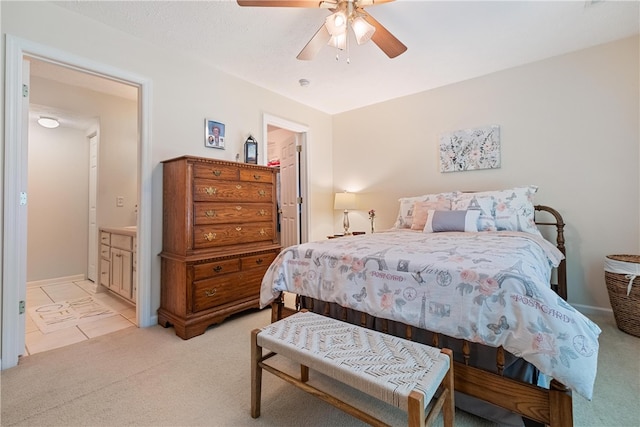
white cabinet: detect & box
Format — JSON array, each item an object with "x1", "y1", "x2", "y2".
[{"x1": 99, "y1": 227, "x2": 136, "y2": 304}]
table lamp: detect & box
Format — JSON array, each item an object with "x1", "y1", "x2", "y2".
[{"x1": 334, "y1": 191, "x2": 357, "y2": 235}]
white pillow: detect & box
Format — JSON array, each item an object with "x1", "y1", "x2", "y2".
[{"x1": 423, "y1": 210, "x2": 480, "y2": 233}]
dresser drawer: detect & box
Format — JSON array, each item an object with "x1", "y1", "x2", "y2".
[
  {"x1": 239, "y1": 168, "x2": 275, "y2": 184},
  {"x1": 192, "y1": 267, "x2": 267, "y2": 312},
  {"x1": 192, "y1": 163, "x2": 238, "y2": 181},
  {"x1": 242, "y1": 252, "x2": 277, "y2": 270},
  {"x1": 194, "y1": 203, "x2": 273, "y2": 225},
  {"x1": 192, "y1": 258, "x2": 240, "y2": 281},
  {"x1": 193, "y1": 179, "x2": 273, "y2": 203},
  {"x1": 111, "y1": 234, "x2": 133, "y2": 250},
  {"x1": 193, "y1": 222, "x2": 274, "y2": 249}
]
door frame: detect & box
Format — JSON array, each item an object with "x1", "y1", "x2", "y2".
[
  {"x1": 2, "y1": 34, "x2": 154, "y2": 369},
  {"x1": 262, "y1": 114, "x2": 309, "y2": 244}
]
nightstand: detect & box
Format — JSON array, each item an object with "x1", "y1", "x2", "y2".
[{"x1": 328, "y1": 231, "x2": 365, "y2": 239}]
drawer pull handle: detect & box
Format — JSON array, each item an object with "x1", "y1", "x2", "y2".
[
  {"x1": 205, "y1": 289, "x2": 217, "y2": 297},
  {"x1": 236, "y1": 184, "x2": 242, "y2": 190},
  {"x1": 205, "y1": 210, "x2": 217, "y2": 217},
  {"x1": 258, "y1": 209, "x2": 266, "y2": 216},
  {"x1": 253, "y1": 174, "x2": 261, "y2": 180},
  {"x1": 258, "y1": 190, "x2": 266, "y2": 197},
  {"x1": 213, "y1": 266, "x2": 222, "y2": 273},
  {"x1": 235, "y1": 227, "x2": 242, "y2": 232},
  {"x1": 204, "y1": 232, "x2": 217, "y2": 241},
  {"x1": 213, "y1": 170, "x2": 222, "y2": 177},
  {"x1": 204, "y1": 187, "x2": 217, "y2": 196},
  {"x1": 236, "y1": 206, "x2": 242, "y2": 211},
  {"x1": 259, "y1": 229, "x2": 266, "y2": 236},
  {"x1": 255, "y1": 258, "x2": 263, "y2": 265}
]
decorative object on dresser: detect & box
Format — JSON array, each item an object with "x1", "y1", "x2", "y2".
[
  {"x1": 159, "y1": 156, "x2": 280, "y2": 339},
  {"x1": 99, "y1": 227, "x2": 137, "y2": 304},
  {"x1": 244, "y1": 135, "x2": 258, "y2": 164}
]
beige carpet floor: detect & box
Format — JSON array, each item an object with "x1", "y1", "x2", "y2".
[{"x1": 1, "y1": 308, "x2": 638, "y2": 426}]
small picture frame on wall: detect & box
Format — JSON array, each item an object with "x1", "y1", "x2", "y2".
[
  {"x1": 205, "y1": 119, "x2": 225, "y2": 149},
  {"x1": 244, "y1": 135, "x2": 258, "y2": 164}
]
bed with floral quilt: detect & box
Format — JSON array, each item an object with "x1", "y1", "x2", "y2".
[{"x1": 260, "y1": 187, "x2": 601, "y2": 427}]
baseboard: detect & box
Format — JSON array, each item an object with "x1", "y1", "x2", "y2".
[
  {"x1": 573, "y1": 303, "x2": 613, "y2": 318},
  {"x1": 27, "y1": 274, "x2": 86, "y2": 289}
]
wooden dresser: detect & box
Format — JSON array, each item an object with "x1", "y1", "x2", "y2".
[{"x1": 159, "y1": 156, "x2": 280, "y2": 339}]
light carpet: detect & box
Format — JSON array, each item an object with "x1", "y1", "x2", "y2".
[
  {"x1": 2, "y1": 308, "x2": 639, "y2": 426},
  {"x1": 28, "y1": 295, "x2": 117, "y2": 333}
]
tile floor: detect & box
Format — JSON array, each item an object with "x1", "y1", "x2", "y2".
[{"x1": 25, "y1": 279, "x2": 136, "y2": 356}]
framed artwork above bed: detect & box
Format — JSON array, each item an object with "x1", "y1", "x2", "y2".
[{"x1": 439, "y1": 125, "x2": 500, "y2": 172}]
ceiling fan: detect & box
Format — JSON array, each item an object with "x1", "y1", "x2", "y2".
[{"x1": 236, "y1": 0, "x2": 407, "y2": 60}]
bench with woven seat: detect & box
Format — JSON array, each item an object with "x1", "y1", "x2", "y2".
[{"x1": 251, "y1": 311, "x2": 454, "y2": 427}]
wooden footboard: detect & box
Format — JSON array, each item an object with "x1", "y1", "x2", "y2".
[{"x1": 272, "y1": 295, "x2": 573, "y2": 426}]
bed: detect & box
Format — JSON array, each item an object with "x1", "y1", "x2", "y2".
[{"x1": 260, "y1": 188, "x2": 601, "y2": 426}]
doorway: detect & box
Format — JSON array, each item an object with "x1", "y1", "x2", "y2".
[
  {"x1": 3, "y1": 35, "x2": 153, "y2": 369},
  {"x1": 24, "y1": 58, "x2": 139, "y2": 355},
  {"x1": 263, "y1": 114, "x2": 309, "y2": 248}
]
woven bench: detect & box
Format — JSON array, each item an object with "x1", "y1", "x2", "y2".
[{"x1": 251, "y1": 311, "x2": 454, "y2": 427}]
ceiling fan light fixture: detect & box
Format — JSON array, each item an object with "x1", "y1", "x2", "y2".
[
  {"x1": 352, "y1": 16, "x2": 376, "y2": 45},
  {"x1": 328, "y1": 33, "x2": 346, "y2": 50},
  {"x1": 325, "y1": 11, "x2": 347, "y2": 36},
  {"x1": 37, "y1": 116, "x2": 60, "y2": 129}
]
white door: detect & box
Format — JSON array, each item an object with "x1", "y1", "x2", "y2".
[
  {"x1": 87, "y1": 134, "x2": 98, "y2": 282},
  {"x1": 279, "y1": 134, "x2": 300, "y2": 248}
]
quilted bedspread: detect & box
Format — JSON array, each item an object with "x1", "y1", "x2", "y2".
[{"x1": 260, "y1": 230, "x2": 601, "y2": 400}]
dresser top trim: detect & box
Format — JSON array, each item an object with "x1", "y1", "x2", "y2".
[{"x1": 162, "y1": 155, "x2": 279, "y2": 172}]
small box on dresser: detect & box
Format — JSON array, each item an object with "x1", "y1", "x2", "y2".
[{"x1": 159, "y1": 156, "x2": 280, "y2": 339}]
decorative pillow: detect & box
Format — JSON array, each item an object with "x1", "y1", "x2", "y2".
[
  {"x1": 454, "y1": 186, "x2": 541, "y2": 235},
  {"x1": 492, "y1": 186, "x2": 541, "y2": 235},
  {"x1": 410, "y1": 199, "x2": 451, "y2": 230},
  {"x1": 451, "y1": 194, "x2": 497, "y2": 231},
  {"x1": 392, "y1": 192, "x2": 458, "y2": 229},
  {"x1": 424, "y1": 210, "x2": 480, "y2": 233}
]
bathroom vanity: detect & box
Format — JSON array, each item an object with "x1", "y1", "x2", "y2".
[{"x1": 99, "y1": 226, "x2": 137, "y2": 304}]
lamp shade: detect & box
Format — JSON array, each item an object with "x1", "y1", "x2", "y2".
[
  {"x1": 334, "y1": 192, "x2": 357, "y2": 210},
  {"x1": 352, "y1": 16, "x2": 376, "y2": 45},
  {"x1": 325, "y1": 11, "x2": 347, "y2": 36}
]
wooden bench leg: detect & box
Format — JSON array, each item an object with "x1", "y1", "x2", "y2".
[
  {"x1": 441, "y1": 348, "x2": 455, "y2": 427},
  {"x1": 408, "y1": 390, "x2": 426, "y2": 427},
  {"x1": 251, "y1": 329, "x2": 262, "y2": 418}
]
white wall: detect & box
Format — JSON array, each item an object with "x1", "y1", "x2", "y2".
[
  {"x1": 332, "y1": 36, "x2": 640, "y2": 313},
  {"x1": 0, "y1": 1, "x2": 334, "y2": 336},
  {"x1": 30, "y1": 76, "x2": 139, "y2": 228},
  {"x1": 27, "y1": 123, "x2": 88, "y2": 281}
]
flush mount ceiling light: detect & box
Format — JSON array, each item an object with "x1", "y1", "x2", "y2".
[
  {"x1": 37, "y1": 116, "x2": 60, "y2": 129},
  {"x1": 237, "y1": 0, "x2": 406, "y2": 61}
]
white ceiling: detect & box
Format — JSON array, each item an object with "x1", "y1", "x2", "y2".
[{"x1": 47, "y1": 0, "x2": 639, "y2": 114}]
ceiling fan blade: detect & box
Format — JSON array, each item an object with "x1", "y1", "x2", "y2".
[
  {"x1": 237, "y1": 0, "x2": 323, "y2": 7},
  {"x1": 356, "y1": 0, "x2": 395, "y2": 6},
  {"x1": 297, "y1": 24, "x2": 331, "y2": 60},
  {"x1": 360, "y1": 9, "x2": 407, "y2": 58}
]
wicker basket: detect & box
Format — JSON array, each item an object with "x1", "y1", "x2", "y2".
[{"x1": 605, "y1": 254, "x2": 640, "y2": 337}]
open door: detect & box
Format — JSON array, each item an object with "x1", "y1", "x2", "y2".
[{"x1": 278, "y1": 132, "x2": 300, "y2": 248}]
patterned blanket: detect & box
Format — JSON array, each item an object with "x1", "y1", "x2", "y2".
[{"x1": 260, "y1": 230, "x2": 601, "y2": 400}]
